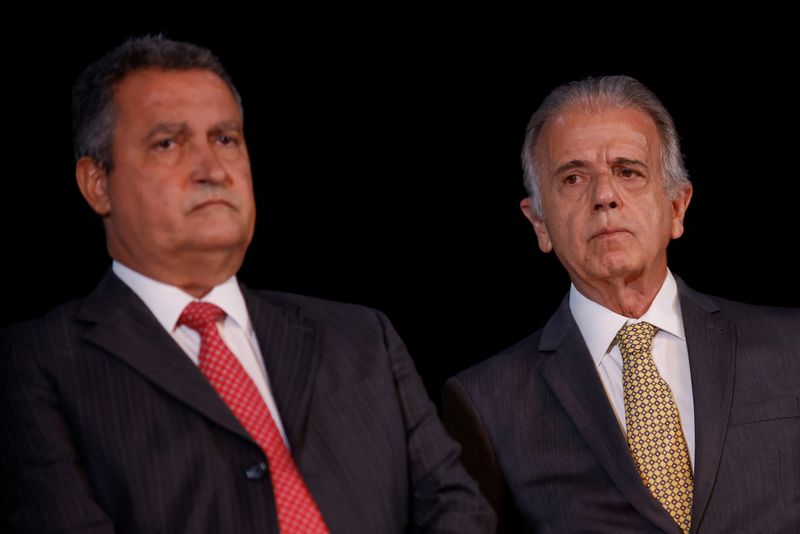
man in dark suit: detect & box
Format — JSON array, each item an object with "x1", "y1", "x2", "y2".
[
  {"x1": 444, "y1": 75, "x2": 799, "y2": 533},
  {"x1": 0, "y1": 36, "x2": 494, "y2": 533}
]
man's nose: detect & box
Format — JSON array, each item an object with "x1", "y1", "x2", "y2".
[
  {"x1": 190, "y1": 141, "x2": 229, "y2": 186},
  {"x1": 592, "y1": 172, "x2": 620, "y2": 211}
]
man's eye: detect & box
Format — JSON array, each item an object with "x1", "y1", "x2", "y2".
[
  {"x1": 217, "y1": 135, "x2": 237, "y2": 145},
  {"x1": 154, "y1": 139, "x2": 174, "y2": 150},
  {"x1": 564, "y1": 174, "x2": 579, "y2": 185},
  {"x1": 618, "y1": 168, "x2": 640, "y2": 178}
]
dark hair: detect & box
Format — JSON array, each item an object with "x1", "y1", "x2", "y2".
[{"x1": 71, "y1": 35, "x2": 242, "y2": 172}]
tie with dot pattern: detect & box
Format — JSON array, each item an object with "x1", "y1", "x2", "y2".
[
  {"x1": 179, "y1": 301, "x2": 329, "y2": 533},
  {"x1": 617, "y1": 321, "x2": 693, "y2": 534}
]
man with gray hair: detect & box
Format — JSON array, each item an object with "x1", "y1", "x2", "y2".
[
  {"x1": 444, "y1": 75, "x2": 799, "y2": 533},
  {"x1": 0, "y1": 36, "x2": 494, "y2": 533}
]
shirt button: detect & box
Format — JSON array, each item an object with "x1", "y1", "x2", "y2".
[{"x1": 246, "y1": 462, "x2": 268, "y2": 480}]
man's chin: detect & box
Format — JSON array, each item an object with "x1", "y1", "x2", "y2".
[
  {"x1": 183, "y1": 232, "x2": 251, "y2": 254},
  {"x1": 585, "y1": 257, "x2": 643, "y2": 284}
]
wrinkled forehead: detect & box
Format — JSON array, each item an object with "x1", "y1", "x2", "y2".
[
  {"x1": 108, "y1": 68, "x2": 245, "y2": 144},
  {"x1": 113, "y1": 67, "x2": 239, "y2": 106},
  {"x1": 536, "y1": 105, "x2": 662, "y2": 171}
]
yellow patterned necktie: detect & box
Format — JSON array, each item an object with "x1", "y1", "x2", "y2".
[{"x1": 617, "y1": 321, "x2": 693, "y2": 533}]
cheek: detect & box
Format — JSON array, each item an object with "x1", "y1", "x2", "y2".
[
  {"x1": 639, "y1": 199, "x2": 675, "y2": 246},
  {"x1": 549, "y1": 217, "x2": 586, "y2": 257},
  {"x1": 658, "y1": 198, "x2": 678, "y2": 230},
  {"x1": 238, "y1": 180, "x2": 256, "y2": 214},
  {"x1": 125, "y1": 185, "x2": 180, "y2": 230},
  {"x1": 240, "y1": 177, "x2": 255, "y2": 199},
  {"x1": 231, "y1": 163, "x2": 254, "y2": 190}
]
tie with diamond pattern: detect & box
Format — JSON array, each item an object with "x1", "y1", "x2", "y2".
[
  {"x1": 179, "y1": 301, "x2": 329, "y2": 533},
  {"x1": 617, "y1": 321, "x2": 693, "y2": 534}
]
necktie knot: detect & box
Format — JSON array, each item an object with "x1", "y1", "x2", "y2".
[
  {"x1": 178, "y1": 301, "x2": 226, "y2": 332},
  {"x1": 616, "y1": 321, "x2": 657, "y2": 361}
]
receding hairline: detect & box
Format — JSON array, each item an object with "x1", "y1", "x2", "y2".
[
  {"x1": 71, "y1": 35, "x2": 244, "y2": 170},
  {"x1": 532, "y1": 103, "x2": 664, "y2": 175},
  {"x1": 103, "y1": 66, "x2": 245, "y2": 153},
  {"x1": 110, "y1": 66, "x2": 243, "y2": 111}
]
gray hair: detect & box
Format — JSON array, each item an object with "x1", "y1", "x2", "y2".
[
  {"x1": 521, "y1": 75, "x2": 690, "y2": 218},
  {"x1": 71, "y1": 35, "x2": 242, "y2": 173}
]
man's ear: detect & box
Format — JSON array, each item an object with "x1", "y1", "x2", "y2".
[
  {"x1": 520, "y1": 197, "x2": 552, "y2": 253},
  {"x1": 76, "y1": 157, "x2": 111, "y2": 216},
  {"x1": 670, "y1": 184, "x2": 693, "y2": 240}
]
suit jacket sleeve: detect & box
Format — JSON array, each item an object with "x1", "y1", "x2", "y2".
[
  {"x1": 377, "y1": 311, "x2": 496, "y2": 533},
  {"x1": 442, "y1": 376, "x2": 521, "y2": 534},
  {"x1": 0, "y1": 321, "x2": 115, "y2": 533}
]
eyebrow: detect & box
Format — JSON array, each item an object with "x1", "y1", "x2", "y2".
[
  {"x1": 210, "y1": 120, "x2": 243, "y2": 134},
  {"x1": 551, "y1": 157, "x2": 649, "y2": 177},
  {"x1": 552, "y1": 160, "x2": 588, "y2": 177},
  {"x1": 612, "y1": 157, "x2": 648, "y2": 169},
  {"x1": 145, "y1": 120, "x2": 243, "y2": 140},
  {"x1": 145, "y1": 122, "x2": 188, "y2": 139}
]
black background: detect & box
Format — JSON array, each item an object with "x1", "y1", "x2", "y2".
[{"x1": 4, "y1": 16, "x2": 798, "y2": 399}]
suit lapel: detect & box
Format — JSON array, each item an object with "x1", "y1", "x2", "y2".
[
  {"x1": 537, "y1": 296, "x2": 682, "y2": 534},
  {"x1": 243, "y1": 288, "x2": 324, "y2": 455},
  {"x1": 676, "y1": 282, "x2": 736, "y2": 533},
  {"x1": 77, "y1": 273, "x2": 326, "y2": 468},
  {"x1": 76, "y1": 271, "x2": 251, "y2": 442}
]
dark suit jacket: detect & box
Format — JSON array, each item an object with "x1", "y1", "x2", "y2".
[
  {"x1": 0, "y1": 271, "x2": 494, "y2": 533},
  {"x1": 444, "y1": 279, "x2": 799, "y2": 533}
]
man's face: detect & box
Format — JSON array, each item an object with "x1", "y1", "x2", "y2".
[
  {"x1": 80, "y1": 68, "x2": 255, "y2": 287},
  {"x1": 522, "y1": 107, "x2": 691, "y2": 291}
]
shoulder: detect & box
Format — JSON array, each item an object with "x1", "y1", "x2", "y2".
[
  {"x1": 681, "y1": 283, "x2": 800, "y2": 344},
  {"x1": 710, "y1": 295, "x2": 799, "y2": 323},
  {"x1": 244, "y1": 288, "x2": 388, "y2": 330},
  {"x1": 714, "y1": 297, "x2": 799, "y2": 353},
  {"x1": 678, "y1": 284, "x2": 800, "y2": 389},
  {"x1": 1, "y1": 298, "x2": 84, "y2": 350},
  {"x1": 450, "y1": 329, "x2": 546, "y2": 397},
  {"x1": 242, "y1": 289, "x2": 404, "y2": 360},
  {"x1": 678, "y1": 276, "x2": 799, "y2": 323},
  {"x1": 0, "y1": 299, "x2": 89, "y2": 391}
]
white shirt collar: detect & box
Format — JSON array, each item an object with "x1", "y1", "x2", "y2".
[
  {"x1": 569, "y1": 270, "x2": 685, "y2": 368},
  {"x1": 112, "y1": 261, "x2": 252, "y2": 334}
]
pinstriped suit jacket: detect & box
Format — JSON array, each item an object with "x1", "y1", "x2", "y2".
[
  {"x1": 0, "y1": 270, "x2": 494, "y2": 533},
  {"x1": 444, "y1": 279, "x2": 799, "y2": 533}
]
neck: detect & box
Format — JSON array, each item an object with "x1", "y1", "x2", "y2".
[
  {"x1": 110, "y1": 250, "x2": 243, "y2": 299},
  {"x1": 572, "y1": 268, "x2": 667, "y2": 318}
]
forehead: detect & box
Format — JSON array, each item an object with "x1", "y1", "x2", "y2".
[
  {"x1": 112, "y1": 68, "x2": 241, "y2": 122},
  {"x1": 538, "y1": 106, "x2": 661, "y2": 169}
]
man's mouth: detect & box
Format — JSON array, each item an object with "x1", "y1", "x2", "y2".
[
  {"x1": 191, "y1": 198, "x2": 236, "y2": 211},
  {"x1": 591, "y1": 227, "x2": 630, "y2": 240}
]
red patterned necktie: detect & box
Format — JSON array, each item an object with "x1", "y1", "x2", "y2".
[{"x1": 179, "y1": 301, "x2": 329, "y2": 533}]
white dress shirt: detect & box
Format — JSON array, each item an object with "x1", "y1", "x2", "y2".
[
  {"x1": 569, "y1": 270, "x2": 695, "y2": 467},
  {"x1": 112, "y1": 261, "x2": 289, "y2": 446}
]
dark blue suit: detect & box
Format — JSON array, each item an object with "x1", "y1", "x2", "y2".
[
  {"x1": 444, "y1": 279, "x2": 799, "y2": 533},
  {"x1": 1, "y1": 271, "x2": 494, "y2": 533}
]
